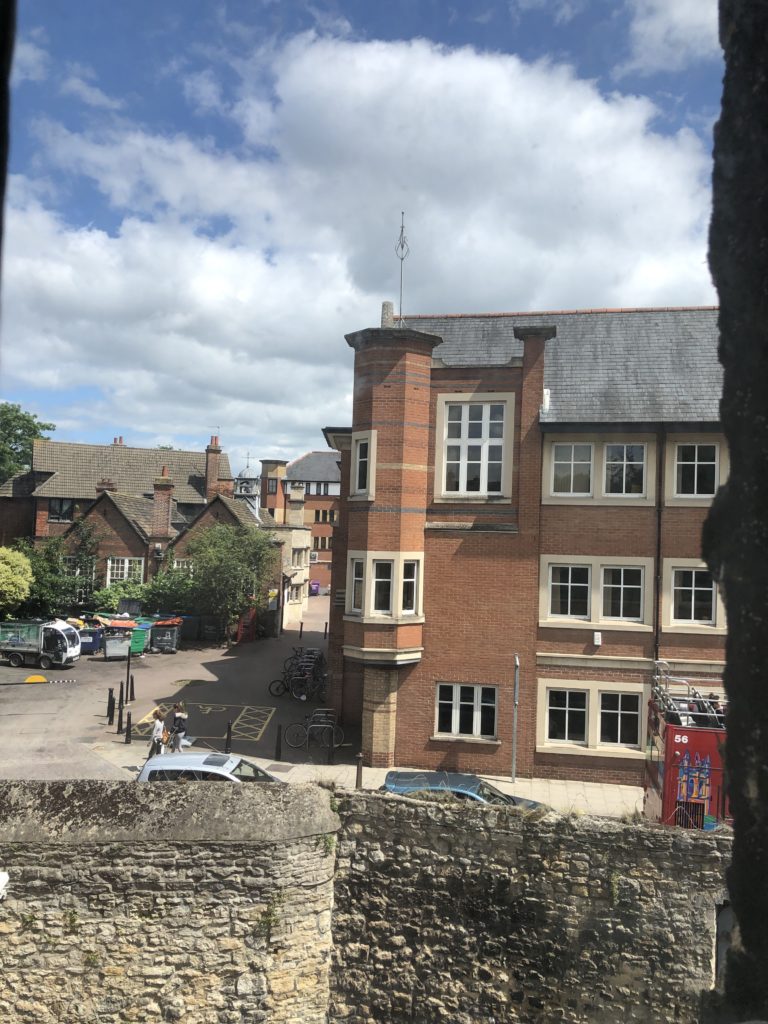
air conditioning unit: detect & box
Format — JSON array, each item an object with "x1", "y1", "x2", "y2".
[{"x1": 310, "y1": 551, "x2": 318, "y2": 562}]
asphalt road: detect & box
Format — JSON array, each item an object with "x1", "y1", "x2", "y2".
[{"x1": 0, "y1": 598, "x2": 349, "y2": 779}]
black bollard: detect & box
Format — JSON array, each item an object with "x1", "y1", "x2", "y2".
[
  {"x1": 117, "y1": 703, "x2": 124, "y2": 735},
  {"x1": 355, "y1": 752, "x2": 364, "y2": 790},
  {"x1": 107, "y1": 691, "x2": 115, "y2": 726},
  {"x1": 224, "y1": 720, "x2": 232, "y2": 754},
  {"x1": 274, "y1": 725, "x2": 282, "y2": 762},
  {"x1": 323, "y1": 621, "x2": 328, "y2": 640},
  {"x1": 106, "y1": 687, "x2": 114, "y2": 717},
  {"x1": 299, "y1": 621, "x2": 304, "y2": 639},
  {"x1": 125, "y1": 711, "x2": 132, "y2": 744},
  {"x1": 129, "y1": 673, "x2": 135, "y2": 703},
  {"x1": 118, "y1": 679, "x2": 124, "y2": 711}
]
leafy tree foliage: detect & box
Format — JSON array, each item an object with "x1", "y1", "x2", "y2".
[
  {"x1": 143, "y1": 567, "x2": 195, "y2": 614},
  {"x1": 0, "y1": 547, "x2": 33, "y2": 617},
  {"x1": 13, "y1": 537, "x2": 78, "y2": 618},
  {"x1": 89, "y1": 579, "x2": 147, "y2": 613},
  {"x1": 181, "y1": 524, "x2": 277, "y2": 629},
  {"x1": 0, "y1": 403, "x2": 55, "y2": 484}
]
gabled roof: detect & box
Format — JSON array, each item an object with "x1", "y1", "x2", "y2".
[
  {"x1": 79, "y1": 491, "x2": 184, "y2": 544},
  {"x1": 2, "y1": 440, "x2": 233, "y2": 502},
  {"x1": 286, "y1": 450, "x2": 341, "y2": 483},
  {"x1": 401, "y1": 306, "x2": 722, "y2": 425}
]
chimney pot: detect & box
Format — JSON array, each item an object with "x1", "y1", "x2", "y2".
[{"x1": 381, "y1": 301, "x2": 395, "y2": 328}]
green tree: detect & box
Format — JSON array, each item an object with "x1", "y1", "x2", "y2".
[
  {"x1": 0, "y1": 547, "x2": 33, "y2": 617},
  {"x1": 13, "y1": 537, "x2": 78, "y2": 618},
  {"x1": 89, "y1": 579, "x2": 147, "y2": 613},
  {"x1": 0, "y1": 403, "x2": 55, "y2": 484},
  {"x1": 182, "y1": 524, "x2": 277, "y2": 631},
  {"x1": 143, "y1": 567, "x2": 195, "y2": 614}
]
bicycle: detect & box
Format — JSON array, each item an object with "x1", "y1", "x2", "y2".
[{"x1": 284, "y1": 709, "x2": 344, "y2": 749}]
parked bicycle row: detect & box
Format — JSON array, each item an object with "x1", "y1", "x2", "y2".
[{"x1": 269, "y1": 646, "x2": 328, "y2": 702}]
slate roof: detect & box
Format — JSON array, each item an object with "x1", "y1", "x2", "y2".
[
  {"x1": 0, "y1": 440, "x2": 234, "y2": 501},
  {"x1": 400, "y1": 307, "x2": 722, "y2": 425},
  {"x1": 286, "y1": 451, "x2": 341, "y2": 483},
  {"x1": 97, "y1": 492, "x2": 184, "y2": 543}
]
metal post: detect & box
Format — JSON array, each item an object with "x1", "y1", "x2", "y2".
[
  {"x1": 224, "y1": 720, "x2": 232, "y2": 754},
  {"x1": 107, "y1": 690, "x2": 115, "y2": 726},
  {"x1": 118, "y1": 680, "x2": 124, "y2": 711},
  {"x1": 324, "y1": 621, "x2": 328, "y2": 640},
  {"x1": 355, "y1": 752, "x2": 364, "y2": 790},
  {"x1": 129, "y1": 673, "x2": 135, "y2": 703},
  {"x1": 511, "y1": 654, "x2": 520, "y2": 784},
  {"x1": 117, "y1": 703, "x2": 124, "y2": 735},
  {"x1": 274, "y1": 725, "x2": 282, "y2": 762},
  {"x1": 125, "y1": 712, "x2": 132, "y2": 744},
  {"x1": 299, "y1": 622, "x2": 304, "y2": 639},
  {"x1": 125, "y1": 647, "x2": 132, "y2": 699},
  {"x1": 106, "y1": 687, "x2": 114, "y2": 717}
]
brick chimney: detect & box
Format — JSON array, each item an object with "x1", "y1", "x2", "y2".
[
  {"x1": 205, "y1": 435, "x2": 222, "y2": 501},
  {"x1": 96, "y1": 478, "x2": 116, "y2": 493},
  {"x1": 151, "y1": 466, "x2": 174, "y2": 538},
  {"x1": 285, "y1": 482, "x2": 306, "y2": 527}
]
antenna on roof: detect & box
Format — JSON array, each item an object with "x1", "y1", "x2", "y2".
[{"x1": 395, "y1": 211, "x2": 409, "y2": 327}]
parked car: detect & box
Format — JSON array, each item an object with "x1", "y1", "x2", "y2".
[
  {"x1": 381, "y1": 770, "x2": 544, "y2": 810},
  {"x1": 136, "y1": 752, "x2": 284, "y2": 784}
]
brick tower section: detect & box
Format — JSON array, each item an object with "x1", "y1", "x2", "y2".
[{"x1": 344, "y1": 327, "x2": 442, "y2": 767}]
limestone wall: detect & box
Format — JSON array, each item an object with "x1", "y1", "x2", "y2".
[
  {"x1": 332, "y1": 793, "x2": 732, "y2": 1024},
  {"x1": 0, "y1": 782, "x2": 732, "y2": 1024},
  {"x1": 0, "y1": 782, "x2": 339, "y2": 1024}
]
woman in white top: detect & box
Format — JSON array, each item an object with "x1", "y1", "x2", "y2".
[{"x1": 149, "y1": 708, "x2": 166, "y2": 757}]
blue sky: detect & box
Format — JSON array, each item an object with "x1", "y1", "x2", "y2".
[{"x1": 3, "y1": 0, "x2": 722, "y2": 471}]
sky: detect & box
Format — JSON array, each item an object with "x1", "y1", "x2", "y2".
[{"x1": 2, "y1": 0, "x2": 722, "y2": 474}]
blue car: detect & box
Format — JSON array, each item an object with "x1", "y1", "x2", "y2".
[{"x1": 381, "y1": 770, "x2": 544, "y2": 810}]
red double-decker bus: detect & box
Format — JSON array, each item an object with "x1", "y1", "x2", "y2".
[{"x1": 643, "y1": 664, "x2": 730, "y2": 830}]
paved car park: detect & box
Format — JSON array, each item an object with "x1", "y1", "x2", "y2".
[{"x1": 0, "y1": 597, "x2": 643, "y2": 816}]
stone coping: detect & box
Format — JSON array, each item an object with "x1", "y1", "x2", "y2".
[{"x1": 0, "y1": 781, "x2": 339, "y2": 844}]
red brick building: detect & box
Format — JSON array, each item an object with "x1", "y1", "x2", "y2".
[
  {"x1": 260, "y1": 451, "x2": 340, "y2": 592},
  {"x1": 324, "y1": 304, "x2": 725, "y2": 784}
]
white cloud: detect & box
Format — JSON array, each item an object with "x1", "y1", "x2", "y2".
[
  {"x1": 59, "y1": 74, "x2": 125, "y2": 111},
  {"x1": 11, "y1": 39, "x2": 49, "y2": 84},
  {"x1": 620, "y1": 0, "x2": 720, "y2": 76},
  {"x1": 3, "y1": 34, "x2": 716, "y2": 462},
  {"x1": 508, "y1": 0, "x2": 586, "y2": 26}
]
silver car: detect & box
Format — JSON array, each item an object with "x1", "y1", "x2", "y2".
[{"x1": 136, "y1": 751, "x2": 283, "y2": 784}]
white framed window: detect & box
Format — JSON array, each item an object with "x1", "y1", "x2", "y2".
[
  {"x1": 672, "y1": 568, "x2": 715, "y2": 624},
  {"x1": 402, "y1": 560, "x2": 418, "y2": 614},
  {"x1": 540, "y1": 555, "x2": 654, "y2": 630},
  {"x1": 599, "y1": 692, "x2": 641, "y2": 745},
  {"x1": 537, "y1": 678, "x2": 647, "y2": 758},
  {"x1": 435, "y1": 683, "x2": 497, "y2": 739},
  {"x1": 313, "y1": 536, "x2": 332, "y2": 550},
  {"x1": 601, "y1": 566, "x2": 643, "y2": 621},
  {"x1": 48, "y1": 497, "x2": 74, "y2": 522},
  {"x1": 345, "y1": 551, "x2": 424, "y2": 619},
  {"x1": 267, "y1": 478, "x2": 278, "y2": 494},
  {"x1": 604, "y1": 443, "x2": 645, "y2": 496},
  {"x1": 549, "y1": 565, "x2": 590, "y2": 618},
  {"x1": 547, "y1": 689, "x2": 587, "y2": 743},
  {"x1": 373, "y1": 560, "x2": 393, "y2": 613},
  {"x1": 106, "y1": 557, "x2": 144, "y2": 585},
  {"x1": 675, "y1": 443, "x2": 718, "y2": 497},
  {"x1": 552, "y1": 443, "x2": 592, "y2": 496},
  {"x1": 351, "y1": 430, "x2": 377, "y2": 500},
  {"x1": 173, "y1": 558, "x2": 193, "y2": 573},
  {"x1": 289, "y1": 584, "x2": 302, "y2": 603},
  {"x1": 434, "y1": 392, "x2": 514, "y2": 501},
  {"x1": 661, "y1": 558, "x2": 726, "y2": 634},
  {"x1": 351, "y1": 559, "x2": 364, "y2": 612}
]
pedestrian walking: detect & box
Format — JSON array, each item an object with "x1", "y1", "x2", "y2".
[
  {"x1": 170, "y1": 702, "x2": 188, "y2": 753},
  {"x1": 148, "y1": 709, "x2": 166, "y2": 757}
]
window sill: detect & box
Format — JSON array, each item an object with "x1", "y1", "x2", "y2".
[
  {"x1": 542, "y1": 495, "x2": 654, "y2": 507},
  {"x1": 663, "y1": 624, "x2": 726, "y2": 636},
  {"x1": 536, "y1": 742, "x2": 645, "y2": 760},
  {"x1": 433, "y1": 494, "x2": 511, "y2": 504},
  {"x1": 538, "y1": 620, "x2": 653, "y2": 633},
  {"x1": 343, "y1": 613, "x2": 425, "y2": 625},
  {"x1": 348, "y1": 493, "x2": 374, "y2": 502},
  {"x1": 429, "y1": 734, "x2": 501, "y2": 746}
]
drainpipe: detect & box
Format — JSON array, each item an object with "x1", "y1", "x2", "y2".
[
  {"x1": 511, "y1": 653, "x2": 520, "y2": 783},
  {"x1": 653, "y1": 428, "x2": 666, "y2": 663}
]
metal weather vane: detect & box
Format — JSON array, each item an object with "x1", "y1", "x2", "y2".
[{"x1": 395, "y1": 211, "x2": 409, "y2": 326}]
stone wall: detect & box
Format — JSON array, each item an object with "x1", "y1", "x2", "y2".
[
  {"x1": 0, "y1": 782, "x2": 339, "y2": 1024},
  {"x1": 332, "y1": 793, "x2": 732, "y2": 1024},
  {"x1": 0, "y1": 783, "x2": 732, "y2": 1024}
]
